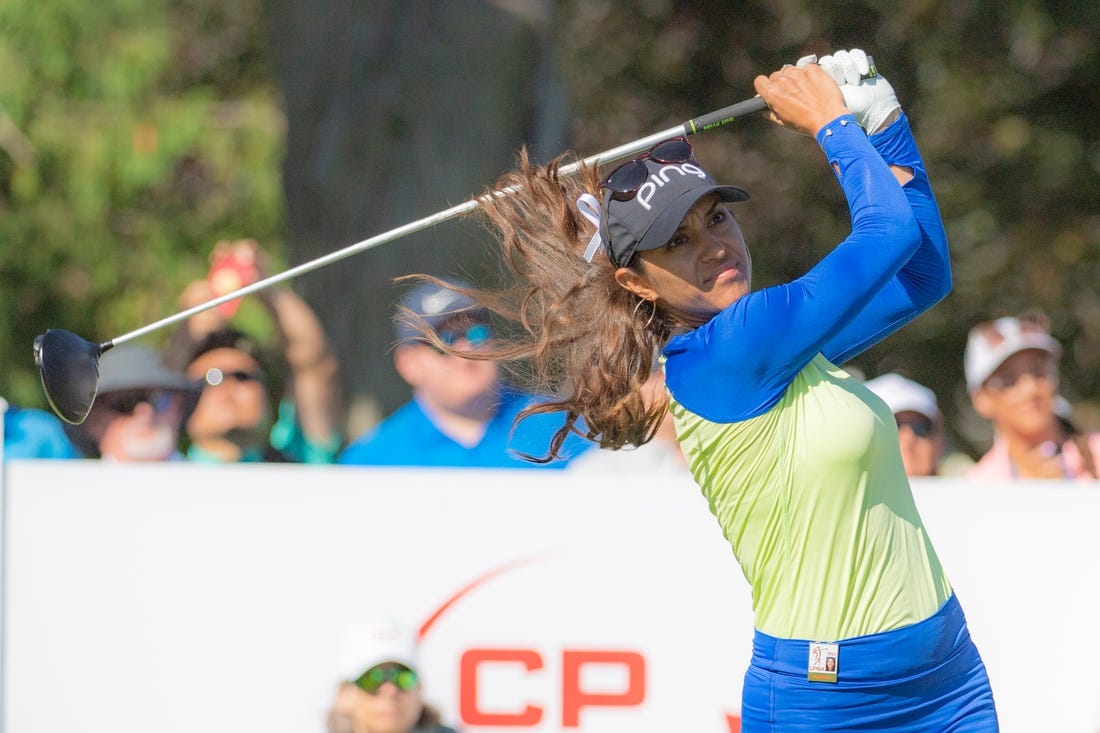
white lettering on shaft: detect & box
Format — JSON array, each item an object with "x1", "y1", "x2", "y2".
[{"x1": 635, "y1": 163, "x2": 708, "y2": 211}]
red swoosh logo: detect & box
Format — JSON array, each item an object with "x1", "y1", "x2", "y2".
[{"x1": 417, "y1": 554, "x2": 549, "y2": 640}]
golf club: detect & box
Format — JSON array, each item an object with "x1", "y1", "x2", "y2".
[{"x1": 34, "y1": 95, "x2": 769, "y2": 425}]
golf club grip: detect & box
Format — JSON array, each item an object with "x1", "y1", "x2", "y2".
[{"x1": 685, "y1": 96, "x2": 768, "y2": 134}]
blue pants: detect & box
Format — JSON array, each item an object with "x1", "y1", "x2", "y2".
[{"x1": 742, "y1": 595, "x2": 998, "y2": 732}]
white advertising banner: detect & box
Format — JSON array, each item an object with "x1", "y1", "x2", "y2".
[{"x1": 2, "y1": 461, "x2": 1099, "y2": 733}]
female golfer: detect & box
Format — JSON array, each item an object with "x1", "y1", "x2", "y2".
[{"x1": 411, "y1": 51, "x2": 998, "y2": 730}]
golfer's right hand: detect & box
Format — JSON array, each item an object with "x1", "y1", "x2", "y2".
[
  {"x1": 754, "y1": 63, "x2": 850, "y2": 137},
  {"x1": 818, "y1": 49, "x2": 901, "y2": 134}
]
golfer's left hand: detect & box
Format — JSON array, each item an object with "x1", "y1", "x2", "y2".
[{"x1": 818, "y1": 48, "x2": 901, "y2": 134}]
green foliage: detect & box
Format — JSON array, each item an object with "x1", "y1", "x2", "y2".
[{"x1": 0, "y1": 0, "x2": 283, "y2": 408}]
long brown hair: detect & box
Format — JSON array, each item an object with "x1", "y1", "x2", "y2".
[{"x1": 399, "y1": 150, "x2": 671, "y2": 462}]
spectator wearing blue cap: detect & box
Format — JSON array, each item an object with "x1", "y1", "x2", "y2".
[{"x1": 339, "y1": 279, "x2": 591, "y2": 468}]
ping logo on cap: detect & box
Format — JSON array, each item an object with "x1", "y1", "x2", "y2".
[{"x1": 635, "y1": 163, "x2": 710, "y2": 211}]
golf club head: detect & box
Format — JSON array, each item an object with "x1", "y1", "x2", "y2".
[{"x1": 33, "y1": 329, "x2": 108, "y2": 425}]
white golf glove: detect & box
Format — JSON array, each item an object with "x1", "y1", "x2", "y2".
[{"x1": 818, "y1": 48, "x2": 900, "y2": 134}]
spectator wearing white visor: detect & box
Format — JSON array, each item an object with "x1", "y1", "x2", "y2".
[{"x1": 965, "y1": 314, "x2": 1099, "y2": 480}]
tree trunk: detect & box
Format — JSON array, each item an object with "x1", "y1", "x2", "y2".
[{"x1": 263, "y1": 0, "x2": 567, "y2": 436}]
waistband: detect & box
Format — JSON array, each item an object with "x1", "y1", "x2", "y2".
[{"x1": 751, "y1": 594, "x2": 971, "y2": 683}]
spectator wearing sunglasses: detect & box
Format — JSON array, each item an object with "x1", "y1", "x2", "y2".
[
  {"x1": 181, "y1": 329, "x2": 310, "y2": 462},
  {"x1": 403, "y1": 52, "x2": 997, "y2": 730},
  {"x1": 338, "y1": 279, "x2": 591, "y2": 468},
  {"x1": 327, "y1": 619, "x2": 457, "y2": 733},
  {"x1": 965, "y1": 314, "x2": 1099, "y2": 479},
  {"x1": 63, "y1": 344, "x2": 200, "y2": 461},
  {"x1": 863, "y1": 373, "x2": 945, "y2": 477},
  {"x1": 166, "y1": 239, "x2": 343, "y2": 464}
]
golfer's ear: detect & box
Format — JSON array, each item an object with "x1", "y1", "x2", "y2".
[{"x1": 614, "y1": 267, "x2": 659, "y2": 303}]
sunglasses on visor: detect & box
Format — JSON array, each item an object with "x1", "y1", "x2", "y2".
[
  {"x1": 599, "y1": 137, "x2": 695, "y2": 202},
  {"x1": 970, "y1": 314, "x2": 1052, "y2": 349}
]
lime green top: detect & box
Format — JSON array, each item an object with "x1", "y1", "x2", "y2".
[{"x1": 670, "y1": 355, "x2": 951, "y2": 641}]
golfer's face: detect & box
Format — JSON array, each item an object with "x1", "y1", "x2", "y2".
[{"x1": 633, "y1": 195, "x2": 751, "y2": 329}]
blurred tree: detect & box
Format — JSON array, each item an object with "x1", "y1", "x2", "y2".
[
  {"x1": 0, "y1": 0, "x2": 284, "y2": 407},
  {"x1": 264, "y1": 0, "x2": 568, "y2": 435}
]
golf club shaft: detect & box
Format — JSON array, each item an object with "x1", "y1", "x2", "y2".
[{"x1": 105, "y1": 94, "x2": 768, "y2": 349}]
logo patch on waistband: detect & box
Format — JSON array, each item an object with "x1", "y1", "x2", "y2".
[{"x1": 808, "y1": 642, "x2": 838, "y2": 683}]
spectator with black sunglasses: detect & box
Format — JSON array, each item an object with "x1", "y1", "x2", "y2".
[
  {"x1": 864, "y1": 372, "x2": 945, "y2": 477},
  {"x1": 327, "y1": 618, "x2": 458, "y2": 733},
  {"x1": 165, "y1": 238, "x2": 344, "y2": 463},
  {"x1": 180, "y1": 329, "x2": 280, "y2": 461},
  {"x1": 63, "y1": 344, "x2": 200, "y2": 461},
  {"x1": 338, "y1": 278, "x2": 592, "y2": 468}
]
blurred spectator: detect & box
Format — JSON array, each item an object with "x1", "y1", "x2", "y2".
[
  {"x1": 166, "y1": 239, "x2": 343, "y2": 463},
  {"x1": 63, "y1": 344, "x2": 200, "y2": 461},
  {"x1": 339, "y1": 279, "x2": 592, "y2": 468},
  {"x1": 568, "y1": 366, "x2": 686, "y2": 473},
  {"x1": 1, "y1": 396, "x2": 78, "y2": 460},
  {"x1": 864, "y1": 372, "x2": 945, "y2": 477},
  {"x1": 181, "y1": 328, "x2": 327, "y2": 462},
  {"x1": 328, "y1": 618, "x2": 458, "y2": 733},
  {"x1": 965, "y1": 314, "x2": 1100, "y2": 480}
]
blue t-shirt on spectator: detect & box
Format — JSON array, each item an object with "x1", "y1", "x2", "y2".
[
  {"x1": 339, "y1": 388, "x2": 592, "y2": 468},
  {"x1": 3, "y1": 404, "x2": 78, "y2": 460}
]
